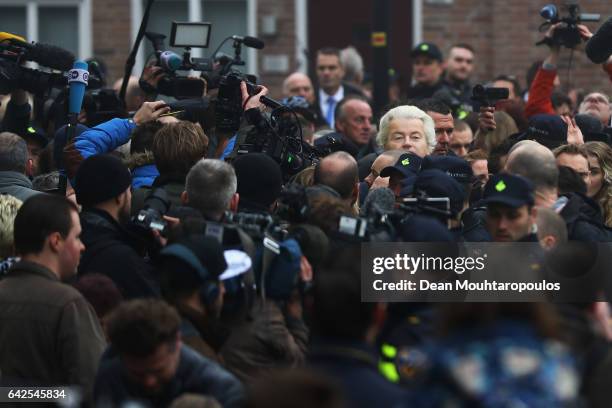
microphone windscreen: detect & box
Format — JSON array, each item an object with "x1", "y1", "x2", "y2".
[
  {"x1": 243, "y1": 36, "x2": 264, "y2": 50},
  {"x1": 363, "y1": 187, "x2": 395, "y2": 216},
  {"x1": 24, "y1": 43, "x2": 75, "y2": 71},
  {"x1": 585, "y1": 17, "x2": 612, "y2": 64}
]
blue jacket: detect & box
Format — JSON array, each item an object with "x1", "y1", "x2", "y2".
[
  {"x1": 70, "y1": 118, "x2": 161, "y2": 188},
  {"x1": 131, "y1": 164, "x2": 159, "y2": 189},
  {"x1": 412, "y1": 320, "x2": 580, "y2": 407},
  {"x1": 74, "y1": 118, "x2": 135, "y2": 159}
]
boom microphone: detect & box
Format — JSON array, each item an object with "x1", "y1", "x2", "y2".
[
  {"x1": 0, "y1": 32, "x2": 75, "y2": 71},
  {"x1": 23, "y1": 43, "x2": 75, "y2": 71},
  {"x1": 363, "y1": 187, "x2": 396, "y2": 217},
  {"x1": 231, "y1": 35, "x2": 265, "y2": 50},
  {"x1": 585, "y1": 17, "x2": 612, "y2": 64}
]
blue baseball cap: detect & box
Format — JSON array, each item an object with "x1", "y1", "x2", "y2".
[
  {"x1": 483, "y1": 173, "x2": 535, "y2": 208},
  {"x1": 414, "y1": 169, "x2": 466, "y2": 217},
  {"x1": 380, "y1": 152, "x2": 423, "y2": 179},
  {"x1": 411, "y1": 42, "x2": 443, "y2": 62},
  {"x1": 421, "y1": 155, "x2": 474, "y2": 185}
]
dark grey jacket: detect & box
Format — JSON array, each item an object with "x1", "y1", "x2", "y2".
[
  {"x1": 94, "y1": 345, "x2": 244, "y2": 408},
  {"x1": 0, "y1": 261, "x2": 106, "y2": 393},
  {"x1": 0, "y1": 171, "x2": 40, "y2": 202}
]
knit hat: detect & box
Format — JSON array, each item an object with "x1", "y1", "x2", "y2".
[
  {"x1": 233, "y1": 153, "x2": 283, "y2": 210},
  {"x1": 74, "y1": 154, "x2": 132, "y2": 207}
]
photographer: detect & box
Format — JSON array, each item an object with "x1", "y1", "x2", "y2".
[
  {"x1": 132, "y1": 120, "x2": 209, "y2": 213},
  {"x1": 63, "y1": 100, "x2": 170, "y2": 179},
  {"x1": 525, "y1": 23, "x2": 593, "y2": 119},
  {"x1": 74, "y1": 154, "x2": 159, "y2": 299},
  {"x1": 158, "y1": 234, "x2": 230, "y2": 363}
]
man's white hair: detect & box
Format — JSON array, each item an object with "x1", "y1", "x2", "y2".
[
  {"x1": 340, "y1": 46, "x2": 364, "y2": 83},
  {"x1": 376, "y1": 105, "x2": 436, "y2": 152}
]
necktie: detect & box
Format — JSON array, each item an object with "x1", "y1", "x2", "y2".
[{"x1": 326, "y1": 96, "x2": 336, "y2": 128}]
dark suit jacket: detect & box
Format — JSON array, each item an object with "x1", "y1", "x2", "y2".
[{"x1": 313, "y1": 81, "x2": 366, "y2": 128}]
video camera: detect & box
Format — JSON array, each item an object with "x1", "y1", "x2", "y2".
[
  {"x1": 471, "y1": 84, "x2": 509, "y2": 108},
  {"x1": 539, "y1": 1, "x2": 600, "y2": 49},
  {"x1": 143, "y1": 22, "x2": 213, "y2": 99},
  {"x1": 0, "y1": 32, "x2": 102, "y2": 96},
  {"x1": 337, "y1": 191, "x2": 452, "y2": 242}
]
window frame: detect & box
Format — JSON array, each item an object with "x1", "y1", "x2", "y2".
[{"x1": 0, "y1": 0, "x2": 92, "y2": 60}]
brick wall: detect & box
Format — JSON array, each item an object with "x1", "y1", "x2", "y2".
[
  {"x1": 92, "y1": 1, "x2": 611, "y2": 98},
  {"x1": 422, "y1": 0, "x2": 611, "y2": 94},
  {"x1": 92, "y1": 0, "x2": 133, "y2": 85},
  {"x1": 256, "y1": 0, "x2": 297, "y2": 99}
]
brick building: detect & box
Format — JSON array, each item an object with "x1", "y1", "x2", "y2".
[{"x1": 1, "y1": 0, "x2": 609, "y2": 101}]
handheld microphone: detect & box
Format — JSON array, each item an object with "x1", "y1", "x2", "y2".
[
  {"x1": 231, "y1": 35, "x2": 265, "y2": 50},
  {"x1": 159, "y1": 50, "x2": 182, "y2": 71},
  {"x1": 68, "y1": 60, "x2": 89, "y2": 116},
  {"x1": 585, "y1": 17, "x2": 612, "y2": 64}
]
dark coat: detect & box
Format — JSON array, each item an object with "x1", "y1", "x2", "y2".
[
  {"x1": 308, "y1": 338, "x2": 410, "y2": 408},
  {"x1": 94, "y1": 345, "x2": 244, "y2": 408},
  {"x1": 131, "y1": 173, "x2": 186, "y2": 216},
  {"x1": 560, "y1": 193, "x2": 612, "y2": 242},
  {"x1": 220, "y1": 299, "x2": 309, "y2": 384},
  {"x1": 406, "y1": 79, "x2": 444, "y2": 101},
  {"x1": 0, "y1": 261, "x2": 106, "y2": 393},
  {"x1": 79, "y1": 208, "x2": 159, "y2": 298}
]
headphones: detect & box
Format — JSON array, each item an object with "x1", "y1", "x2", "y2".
[{"x1": 161, "y1": 243, "x2": 220, "y2": 306}]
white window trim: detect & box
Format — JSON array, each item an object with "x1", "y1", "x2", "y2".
[
  {"x1": 413, "y1": 0, "x2": 423, "y2": 46},
  {"x1": 294, "y1": 0, "x2": 307, "y2": 74},
  {"x1": 131, "y1": 0, "x2": 257, "y2": 76},
  {"x1": 0, "y1": 0, "x2": 92, "y2": 60}
]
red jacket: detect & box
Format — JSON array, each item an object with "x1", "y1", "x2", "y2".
[{"x1": 525, "y1": 67, "x2": 557, "y2": 119}]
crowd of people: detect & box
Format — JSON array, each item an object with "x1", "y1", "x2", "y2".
[{"x1": 0, "y1": 15, "x2": 611, "y2": 408}]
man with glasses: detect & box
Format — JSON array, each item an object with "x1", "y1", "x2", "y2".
[
  {"x1": 553, "y1": 144, "x2": 591, "y2": 187},
  {"x1": 578, "y1": 92, "x2": 611, "y2": 128}
]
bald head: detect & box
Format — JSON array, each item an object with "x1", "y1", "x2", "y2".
[
  {"x1": 505, "y1": 142, "x2": 558, "y2": 205},
  {"x1": 113, "y1": 76, "x2": 145, "y2": 112},
  {"x1": 536, "y1": 207, "x2": 567, "y2": 250},
  {"x1": 314, "y1": 151, "x2": 358, "y2": 200},
  {"x1": 282, "y1": 72, "x2": 315, "y2": 104}
]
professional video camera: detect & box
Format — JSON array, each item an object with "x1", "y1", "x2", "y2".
[
  {"x1": 0, "y1": 32, "x2": 104, "y2": 96},
  {"x1": 337, "y1": 190, "x2": 452, "y2": 242},
  {"x1": 538, "y1": 1, "x2": 600, "y2": 48},
  {"x1": 236, "y1": 104, "x2": 321, "y2": 179},
  {"x1": 142, "y1": 22, "x2": 213, "y2": 99}
]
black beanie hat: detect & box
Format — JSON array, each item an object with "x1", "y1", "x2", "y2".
[
  {"x1": 74, "y1": 154, "x2": 132, "y2": 207},
  {"x1": 233, "y1": 153, "x2": 283, "y2": 210}
]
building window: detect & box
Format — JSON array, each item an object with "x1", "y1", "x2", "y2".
[
  {"x1": 0, "y1": 0, "x2": 92, "y2": 61},
  {"x1": 135, "y1": 0, "x2": 255, "y2": 76}
]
